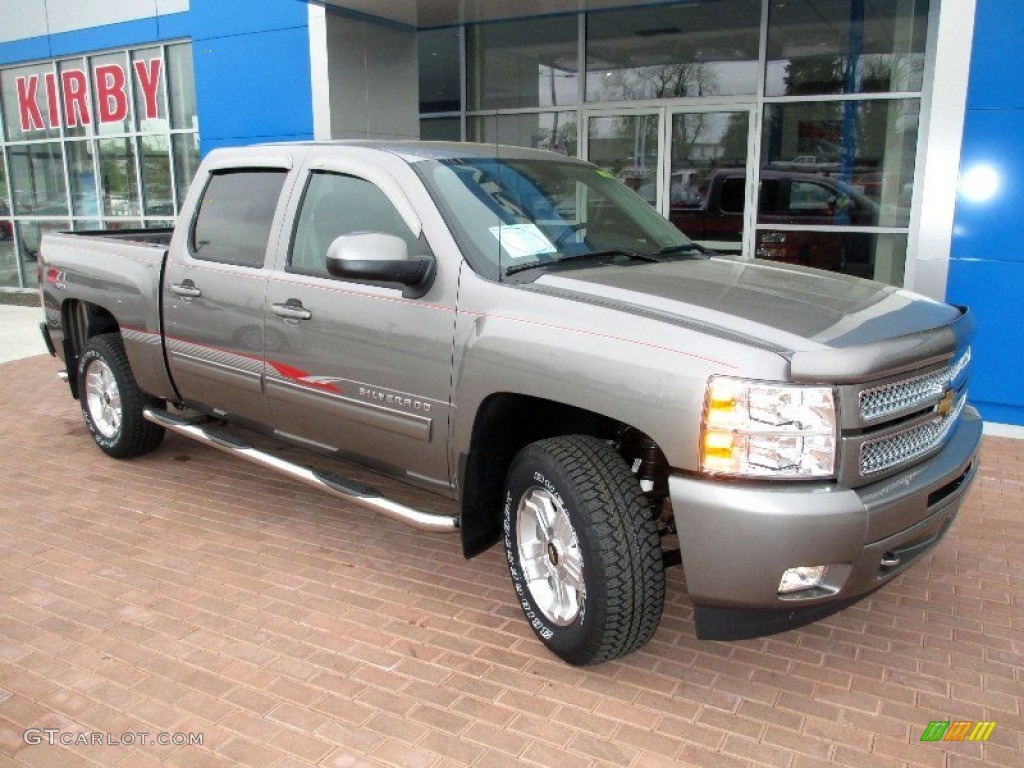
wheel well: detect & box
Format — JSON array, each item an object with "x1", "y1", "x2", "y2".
[
  {"x1": 459, "y1": 393, "x2": 624, "y2": 558},
  {"x1": 62, "y1": 300, "x2": 120, "y2": 398}
]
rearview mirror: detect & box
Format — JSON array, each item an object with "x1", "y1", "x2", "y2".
[{"x1": 326, "y1": 232, "x2": 436, "y2": 299}]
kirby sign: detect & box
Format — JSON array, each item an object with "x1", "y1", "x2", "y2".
[{"x1": 15, "y1": 58, "x2": 162, "y2": 132}]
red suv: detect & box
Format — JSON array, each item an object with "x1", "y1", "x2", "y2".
[{"x1": 669, "y1": 169, "x2": 884, "y2": 276}]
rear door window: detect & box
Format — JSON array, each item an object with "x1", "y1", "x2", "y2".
[{"x1": 191, "y1": 169, "x2": 288, "y2": 267}]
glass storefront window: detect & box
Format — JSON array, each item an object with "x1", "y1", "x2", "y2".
[
  {"x1": 762, "y1": 100, "x2": 917, "y2": 227},
  {"x1": 90, "y1": 52, "x2": 133, "y2": 136},
  {"x1": 8, "y1": 142, "x2": 67, "y2": 216},
  {"x1": 667, "y1": 111, "x2": 750, "y2": 251},
  {"x1": 0, "y1": 237, "x2": 18, "y2": 288},
  {"x1": 132, "y1": 47, "x2": 168, "y2": 132},
  {"x1": 98, "y1": 138, "x2": 140, "y2": 217},
  {"x1": 586, "y1": 2, "x2": 761, "y2": 102},
  {"x1": 58, "y1": 59, "x2": 95, "y2": 140},
  {"x1": 15, "y1": 220, "x2": 67, "y2": 285},
  {"x1": 140, "y1": 135, "x2": 173, "y2": 216},
  {"x1": 587, "y1": 114, "x2": 659, "y2": 201},
  {"x1": 0, "y1": 151, "x2": 9, "y2": 210},
  {"x1": 167, "y1": 43, "x2": 198, "y2": 131},
  {"x1": 1, "y1": 63, "x2": 62, "y2": 142},
  {"x1": 419, "y1": 28, "x2": 461, "y2": 114},
  {"x1": 418, "y1": 3, "x2": 932, "y2": 289},
  {"x1": 172, "y1": 132, "x2": 200, "y2": 212},
  {"x1": 66, "y1": 140, "x2": 99, "y2": 218},
  {"x1": 420, "y1": 117, "x2": 461, "y2": 141},
  {"x1": 755, "y1": 230, "x2": 907, "y2": 285},
  {"x1": 0, "y1": 41, "x2": 198, "y2": 287},
  {"x1": 0, "y1": 157, "x2": 14, "y2": 287},
  {"x1": 467, "y1": 16, "x2": 578, "y2": 110},
  {"x1": 766, "y1": 0, "x2": 928, "y2": 97},
  {"x1": 468, "y1": 112, "x2": 577, "y2": 156}
]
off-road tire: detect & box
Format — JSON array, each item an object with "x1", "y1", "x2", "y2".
[
  {"x1": 503, "y1": 435, "x2": 665, "y2": 665},
  {"x1": 78, "y1": 333, "x2": 164, "y2": 458}
]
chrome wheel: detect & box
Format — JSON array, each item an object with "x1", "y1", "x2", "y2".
[
  {"x1": 84, "y1": 358, "x2": 122, "y2": 439},
  {"x1": 515, "y1": 486, "x2": 585, "y2": 626}
]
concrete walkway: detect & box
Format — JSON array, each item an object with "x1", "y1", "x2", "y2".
[{"x1": 0, "y1": 304, "x2": 47, "y2": 364}]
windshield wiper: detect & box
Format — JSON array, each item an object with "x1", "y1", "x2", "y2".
[{"x1": 504, "y1": 248, "x2": 660, "y2": 277}]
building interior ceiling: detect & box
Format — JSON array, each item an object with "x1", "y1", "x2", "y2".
[{"x1": 318, "y1": 0, "x2": 654, "y2": 28}]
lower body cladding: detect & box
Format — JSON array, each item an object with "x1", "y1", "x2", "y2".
[{"x1": 673, "y1": 407, "x2": 983, "y2": 640}]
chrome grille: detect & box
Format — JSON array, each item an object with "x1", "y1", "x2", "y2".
[
  {"x1": 859, "y1": 368, "x2": 947, "y2": 423},
  {"x1": 858, "y1": 348, "x2": 971, "y2": 423},
  {"x1": 860, "y1": 393, "x2": 966, "y2": 476}
]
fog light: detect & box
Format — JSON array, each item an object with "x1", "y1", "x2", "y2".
[{"x1": 778, "y1": 565, "x2": 829, "y2": 594}]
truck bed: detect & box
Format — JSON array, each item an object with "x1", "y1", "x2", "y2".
[{"x1": 40, "y1": 228, "x2": 176, "y2": 401}]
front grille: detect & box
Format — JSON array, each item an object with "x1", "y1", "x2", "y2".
[
  {"x1": 860, "y1": 393, "x2": 966, "y2": 476},
  {"x1": 859, "y1": 367, "x2": 948, "y2": 423}
]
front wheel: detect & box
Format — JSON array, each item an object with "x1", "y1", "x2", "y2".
[
  {"x1": 78, "y1": 333, "x2": 164, "y2": 458},
  {"x1": 503, "y1": 435, "x2": 665, "y2": 665}
]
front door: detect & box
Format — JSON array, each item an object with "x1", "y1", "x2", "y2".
[
  {"x1": 263, "y1": 154, "x2": 456, "y2": 492},
  {"x1": 584, "y1": 106, "x2": 755, "y2": 254}
]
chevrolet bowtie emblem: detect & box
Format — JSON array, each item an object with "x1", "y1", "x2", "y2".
[{"x1": 937, "y1": 388, "x2": 955, "y2": 417}]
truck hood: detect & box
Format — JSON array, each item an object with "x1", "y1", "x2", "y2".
[{"x1": 531, "y1": 257, "x2": 961, "y2": 353}]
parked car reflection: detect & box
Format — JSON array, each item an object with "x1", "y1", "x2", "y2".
[{"x1": 670, "y1": 168, "x2": 887, "y2": 276}]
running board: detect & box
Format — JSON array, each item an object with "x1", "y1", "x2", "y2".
[{"x1": 142, "y1": 407, "x2": 459, "y2": 533}]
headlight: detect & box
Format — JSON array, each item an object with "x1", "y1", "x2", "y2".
[{"x1": 701, "y1": 376, "x2": 837, "y2": 479}]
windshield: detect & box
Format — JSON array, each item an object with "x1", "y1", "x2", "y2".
[{"x1": 417, "y1": 157, "x2": 694, "y2": 280}]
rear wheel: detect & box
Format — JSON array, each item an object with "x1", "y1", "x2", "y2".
[
  {"x1": 78, "y1": 333, "x2": 164, "y2": 458},
  {"x1": 503, "y1": 435, "x2": 665, "y2": 665}
]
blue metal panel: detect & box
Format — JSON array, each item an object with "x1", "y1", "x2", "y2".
[
  {"x1": 0, "y1": 13, "x2": 192, "y2": 64},
  {"x1": 966, "y1": 0, "x2": 1024, "y2": 110},
  {"x1": 188, "y1": 0, "x2": 310, "y2": 41},
  {"x1": 192, "y1": 24, "x2": 313, "y2": 153},
  {"x1": 950, "y1": 1, "x2": 1024, "y2": 425},
  {"x1": 156, "y1": 12, "x2": 194, "y2": 41},
  {"x1": 0, "y1": 37, "x2": 52, "y2": 66},
  {"x1": 952, "y1": 110, "x2": 1024, "y2": 263},
  {"x1": 946, "y1": 259, "x2": 1024, "y2": 425}
]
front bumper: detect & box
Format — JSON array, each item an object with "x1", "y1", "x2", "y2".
[{"x1": 672, "y1": 406, "x2": 982, "y2": 621}]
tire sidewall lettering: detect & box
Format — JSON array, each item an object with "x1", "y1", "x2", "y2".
[{"x1": 504, "y1": 463, "x2": 583, "y2": 648}]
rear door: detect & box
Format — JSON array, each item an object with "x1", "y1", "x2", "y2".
[
  {"x1": 163, "y1": 153, "x2": 297, "y2": 425},
  {"x1": 263, "y1": 150, "x2": 457, "y2": 492}
]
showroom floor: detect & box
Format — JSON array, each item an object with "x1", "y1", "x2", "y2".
[{"x1": 0, "y1": 353, "x2": 1021, "y2": 768}]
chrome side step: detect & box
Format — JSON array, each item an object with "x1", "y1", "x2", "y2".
[{"x1": 142, "y1": 407, "x2": 459, "y2": 533}]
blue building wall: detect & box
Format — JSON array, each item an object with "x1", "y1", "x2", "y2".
[
  {"x1": 0, "y1": 0, "x2": 315, "y2": 155},
  {"x1": 189, "y1": 0, "x2": 314, "y2": 152},
  {"x1": 947, "y1": 0, "x2": 1024, "y2": 425}
]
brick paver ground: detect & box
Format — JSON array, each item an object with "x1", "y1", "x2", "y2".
[{"x1": 0, "y1": 353, "x2": 1021, "y2": 768}]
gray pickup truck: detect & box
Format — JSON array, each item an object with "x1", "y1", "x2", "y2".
[{"x1": 38, "y1": 141, "x2": 981, "y2": 665}]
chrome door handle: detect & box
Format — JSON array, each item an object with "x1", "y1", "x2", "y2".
[
  {"x1": 170, "y1": 281, "x2": 202, "y2": 298},
  {"x1": 272, "y1": 301, "x2": 312, "y2": 321}
]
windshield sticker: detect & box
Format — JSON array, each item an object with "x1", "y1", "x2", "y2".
[{"x1": 489, "y1": 224, "x2": 557, "y2": 259}]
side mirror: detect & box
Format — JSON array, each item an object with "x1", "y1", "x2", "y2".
[{"x1": 325, "y1": 232, "x2": 436, "y2": 299}]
